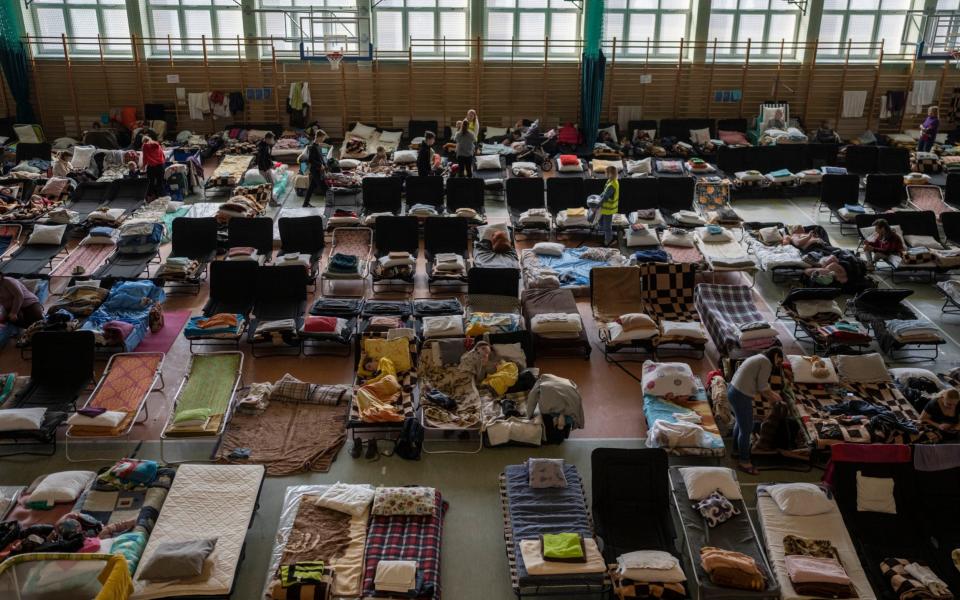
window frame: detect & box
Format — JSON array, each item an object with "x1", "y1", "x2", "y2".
[
  {"x1": 145, "y1": 0, "x2": 245, "y2": 57},
  {"x1": 818, "y1": 0, "x2": 914, "y2": 60},
  {"x1": 372, "y1": 0, "x2": 470, "y2": 57},
  {"x1": 707, "y1": 0, "x2": 803, "y2": 60},
  {"x1": 26, "y1": 0, "x2": 131, "y2": 56},
  {"x1": 483, "y1": 0, "x2": 582, "y2": 60},
  {"x1": 602, "y1": 0, "x2": 693, "y2": 60}
]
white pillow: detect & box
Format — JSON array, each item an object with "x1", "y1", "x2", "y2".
[
  {"x1": 598, "y1": 125, "x2": 618, "y2": 141},
  {"x1": 660, "y1": 320, "x2": 707, "y2": 341},
  {"x1": 641, "y1": 361, "x2": 698, "y2": 398},
  {"x1": 856, "y1": 472, "x2": 897, "y2": 514},
  {"x1": 379, "y1": 130, "x2": 402, "y2": 144},
  {"x1": 350, "y1": 123, "x2": 376, "y2": 139},
  {"x1": 422, "y1": 315, "x2": 464, "y2": 338},
  {"x1": 557, "y1": 159, "x2": 584, "y2": 173},
  {"x1": 697, "y1": 227, "x2": 733, "y2": 243},
  {"x1": 0, "y1": 407, "x2": 46, "y2": 432},
  {"x1": 768, "y1": 483, "x2": 833, "y2": 516},
  {"x1": 626, "y1": 226, "x2": 659, "y2": 247},
  {"x1": 533, "y1": 242, "x2": 564, "y2": 257},
  {"x1": 607, "y1": 322, "x2": 658, "y2": 343},
  {"x1": 492, "y1": 342, "x2": 527, "y2": 368},
  {"x1": 28, "y1": 471, "x2": 94, "y2": 507},
  {"x1": 66, "y1": 410, "x2": 126, "y2": 428},
  {"x1": 689, "y1": 127, "x2": 711, "y2": 145},
  {"x1": 618, "y1": 550, "x2": 686, "y2": 584},
  {"x1": 27, "y1": 223, "x2": 66, "y2": 246},
  {"x1": 661, "y1": 229, "x2": 695, "y2": 248},
  {"x1": 835, "y1": 353, "x2": 891, "y2": 384},
  {"x1": 315, "y1": 482, "x2": 375, "y2": 516},
  {"x1": 679, "y1": 466, "x2": 742, "y2": 501},
  {"x1": 243, "y1": 168, "x2": 267, "y2": 184},
  {"x1": 787, "y1": 355, "x2": 839, "y2": 384},
  {"x1": 485, "y1": 126, "x2": 509, "y2": 138},
  {"x1": 512, "y1": 161, "x2": 537, "y2": 171},
  {"x1": 673, "y1": 210, "x2": 705, "y2": 226},
  {"x1": 904, "y1": 234, "x2": 944, "y2": 250},
  {"x1": 793, "y1": 299, "x2": 842, "y2": 320},
  {"x1": 480, "y1": 222, "x2": 509, "y2": 242},
  {"x1": 758, "y1": 226, "x2": 782, "y2": 244},
  {"x1": 393, "y1": 150, "x2": 417, "y2": 164},
  {"x1": 476, "y1": 154, "x2": 502, "y2": 171},
  {"x1": 14, "y1": 124, "x2": 40, "y2": 143},
  {"x1": 626, "y1": 158, "x2": 653, "y2": 175},
  {"x1": 889, "y1": 367, "x2": 944, "y2": 389},
  {"x1": 338, "y1": 158, "x2": 360, "y2": 169}
]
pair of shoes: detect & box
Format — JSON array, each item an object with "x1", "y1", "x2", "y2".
[{"x1": 349, "y1": 438, "x2": 363, "y2": 458}]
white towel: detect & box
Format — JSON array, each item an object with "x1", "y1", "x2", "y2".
[
  {"x1": 910, "y1": 80, "x2": 937, "y2": 114},
  {"x1": 880, "y1": 95, "x2": 890, "y2": 120},
  {"x1": 70, "y1": 145, "x2": 95, "y2": 171},
  {"x1": 187, "y1": 92, "x2": 210, "y2": 120},
  {"x1": 842, "y1": 90, "x2": 867, "y2": 118},
  {"x1": 374, "y1": 560, "x2": 417, "y2": 593}
]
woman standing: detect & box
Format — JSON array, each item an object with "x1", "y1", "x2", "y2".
[
  {"x1": 727, "y1": 347, "x2": 784, "y2": 475},
  {"x1": 453, "y1": 120, "x2": 475, "y2": 178},
  {"x1": 918, "y1": 105, "x2": 940, "y2": 152}
]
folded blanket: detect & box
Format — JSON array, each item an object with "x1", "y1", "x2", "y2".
[
  {"x1": 329, "y1": 253, "x2": 359, "y2": 273},
  {"x1": 530, "y1": 312, "x2": 583, "y2": 334}
]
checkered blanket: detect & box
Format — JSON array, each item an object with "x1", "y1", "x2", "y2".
[
  {"x1": 695, "y1": 283, "x2": 776, "y2": 354},
  {"x1": 640, "y1": 263, "x2": 699, "y2": 322},
  {"x1": 612, "y1": 572, "x2": 685, "y2": 600},
  {"x1": 789, "y1": 382, "x2": 871, "y2": 448},
  {"x1": 361, "y1": 490, "x2": 447, "y2": 599}
]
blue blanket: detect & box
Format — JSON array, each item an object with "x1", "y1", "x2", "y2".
[
  {"x1": 81, "y1": 281, "x2": 165, "y2": 351},
  {"x1": 535, "y1": 247, "x2": 610, "y2": 288}
]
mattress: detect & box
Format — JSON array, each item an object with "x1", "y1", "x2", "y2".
[
  {"x1": 643, "y1": 389, "x2": 724, "y2": 457},
  {"x1": 521, "y1": 287, "x2": 588, "y2": 351},
  {"x1": 504, "y1": 463, "x2": 602, "y2": 587},
  {"x1": 756, "y1": 491, "x2": 876, "y2": 600},
  {"x1": 131, "y1": 464, "x2": 265, "y2": 599},
  {"x1": 668, "y1": 467, "x2": 779, "y2": 599},
  {"x1": 751, "y1": 243, "x2": 807, "y2": 271},
  {"x1": 697, "y1": 236, "x2": 758, "y2": 272},
  {"x1": 209, "y1": 154, "x2": 252, "y2": 186},
  {"x1": 263, "y1": 485, "x2": 370, "y2": 599}
]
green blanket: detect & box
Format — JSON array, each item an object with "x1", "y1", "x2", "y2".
[{"x1": 175, "y1": 353, "x2": 241, "y2": 417}]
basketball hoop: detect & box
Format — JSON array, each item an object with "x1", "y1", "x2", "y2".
[{"x1": 326, "y1": 51, "x2": 344, "y2": 71}]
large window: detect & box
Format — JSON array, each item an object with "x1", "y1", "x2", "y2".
[
  {"x1": 26, "y1": 0, "x2": 130, "y2": 55},
  {"x1": 146, "y1": 0, "x2": 243, "y2": 55},
  {"x1": 708, "y1": 0, "x2": 801, "y2": 58},
  {"x1": 819, "y1": 0, "x2": 913, "y2": 58},
  {"x1": 603, "y1": 0, "x2": 693, "y2": 57},
  {"x1": 259, "y1": 0, "x2": 359, "y2": 54},
  {"x1": 485, "y1": 0, "x2": 581, "y2": 58},
  {"x1": 373, "y1": 0, "x2": 469, "y2": 55}
]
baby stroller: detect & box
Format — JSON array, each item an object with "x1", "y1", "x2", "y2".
[{"x1": 515, "y1": 119, "x2": 554, "y2": 172}]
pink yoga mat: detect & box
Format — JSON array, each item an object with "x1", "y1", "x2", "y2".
[{"x1": 135, "y1": 309, "x2": 191, "y2": 354}]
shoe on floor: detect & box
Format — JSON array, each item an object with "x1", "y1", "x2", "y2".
[
  {"x1": 350, "y1": 438, "x2": 363, "y2": 458},
  {"x1": 365, "y1": 438, "x2": 379, "y2": 460}
]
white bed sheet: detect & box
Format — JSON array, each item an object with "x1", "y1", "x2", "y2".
[
  {"x1": 131, "y1": 464, "x2": 265, "y2": 599},
  {"x1": 756, "y1": 493, "x2": 876, "y2": 600},
  {"x1": 339, "y1": 132, "x2": 400, "y2": 159},
  {"x1": 696, "y1": 236, "x2": 758, "y2": 272}
]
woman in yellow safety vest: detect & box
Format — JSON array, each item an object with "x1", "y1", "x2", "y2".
[{"x1": 598, "y1": 165, "x2": 619, "y2": 246}]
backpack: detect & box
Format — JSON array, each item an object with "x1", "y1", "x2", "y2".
[{"x1": 395, "y1": 418, "x2": 424, "y2": 460}]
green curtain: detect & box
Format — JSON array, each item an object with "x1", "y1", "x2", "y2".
[
  {"x1": 580, "y1": 51, "x2": 605, "y2": 153},
  {"x1": 0, "y1": 0, "x2": 34, "y2": 123}
]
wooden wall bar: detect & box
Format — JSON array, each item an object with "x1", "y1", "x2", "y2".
[{"x1": 7, "y1": 36, "x2": 958, "y2": 139}]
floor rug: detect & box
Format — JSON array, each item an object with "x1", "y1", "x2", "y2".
[{"x1": 136, "y1": 309, "x2": 191, "y2": 354}]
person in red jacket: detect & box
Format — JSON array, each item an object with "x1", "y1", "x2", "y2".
[{"x1": 141, "y1": 136, "x2": 166, "y2": 198}]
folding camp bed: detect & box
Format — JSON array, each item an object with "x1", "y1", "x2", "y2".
[
  {"x1": 277, "y1": 214, "x2": 324, "y2": 287},
  {"x1": 404, "y1": 174, "x2": 446, "y2": 216},
  {"x1": 247, "y1": 264, "x2": 308, "y2": 357},
  {"x1": 669, "y1": 466, "x2": 780, "y2": 599},
  {"x1": 64, "y1": 352, "x2": 165, "y2": 461},
  {"x1": 361, "y1": 175, "x2": 403, "y2": 217},
  {"x1": 818, "y1": 173, "x2": 866, "y2": 235},
  {"x1": 645, "y1": 372, "x2": 725, "y2": 457},
  {"x1": 91, "y1": 236, "x2": 163, "y2": 281},
  {"x1": 321, "y1": 226, "x2": 372, "y2": 297},
  {"x1": 828, "y1": 444, "x2": 951, "y2": 600},
  {"x1": 49, "y1": 238, "x2": 115, "y2": 279},
  {"x1": 657, "y1": 176, "x2": 697, "y2": 227},
  {"x1": 105, "y1": 177, "x2": 149, "y2": 216},
  {"x1": 756, "y1": 482, "x2": 876, "y2": 600},
  {"x1": 638, "y1": 262, "x2": 707, "y2": 358},
  {"x1": 359, "y1": 299, "x2": 414, "y2": 339},
  {"x1": 161, "y1": 351, "x2": 244, "y2": 462},
  {"x1": 360, "y1": 488, "x2": 446, "y2": 599},
  {"x1": 864, "y1": 173, "x2": 907, "y2": 211},
  {"x1": 695, "y1": 179, "x2": 742, "y2": 227},
  {"x1": 474, "y1": 229, "x2": 520, "y2": 269},
  {"x1": 474, "y1": 154, "x2": 508, "y2": 187},
  {"x1": 521, "y1": 245, "x2": 628, "y2": 294},
  {"x1": 743, "y1": 222, "x2": 810, "y2": 283},
  {"x1": 445, "y1": 175, "x2": 487, "y2": 225},
  {"x1": 591, "y1": 266, "x2": 655, "y2": 360},
  {"x1": 546, "y1": 177, "x2": 591, "y2": 237},
  {"x1": 0, "y1": 224, "x2": 21, "y2": 260},
  {"x1": 522, "y1": 287, "x2": 590, "y2": 359},
  {"x1": 424, "y1": 216, "x2": 469, "y2": 293},
  {"x1": 695, "y1": 227, "x2": 758, "y2": 282},
  {"x1": 323, "y1": 190, "x2": 362, "y2": 232},
  {"x1": 371, "y1": 215, "x2": 419, "y2": 293},
  {"x1": 81, "y1": 279, "x2": 165, "y2": 354},
  {"x1": 506, "y1": 176, "x2": 550, "y2": 236},
  {"x1": 695, "y1": 283, "x2": 780, "y2": 358},
  {"x1": 205, "y1": 153, "x2": 252, "y2": 198},
  {"x1": 418, "y1": 337, "x2": 484, "y2": 453},
  {"x1": 500, "y1": 462, "x2": 609, "y2": 599},
  {"x1": 262, "y1": 485, "x2": 372, "y2": 599},
  {"x1": 847, "y1": 288, "x2": 946, "y2": 361},
  {"x1": 227, "y1": 215, "x2": 274, "y2": 263},
  {"x1": 69, "y1": 181, "x2": 113, "y2": 225},
  {"x1": 301, "y1": 296, "x2": 360, "y2": 356},
  {"x1": 908, "y1": 184, "x2": 956, "y2": 220},
  {"x1": 11, "y1": 330, "x2": 94, "y2": 414},
  {"x1": 855, "y1": 210, "x2": 947, "y2": 282},
  {"x1": 156, "y1": 216, "x2": 218, "y2": 294},
  {"x1": 347, "y1": 330, "x2": 419, "y2": 453},
  {"x1": 777, "y1": 287, "x2": 872, "y2": 355},
  {"x1": 913, "y1": 445, "x2": 960, "y2": 592},
  {"x1": 0, "y1": 225, "x2": 68, "y2": 277},
  {"x1": 185, "y1": 260, "x2": 256, "y2": 353},
  {"x1": 131, "y1": 464, "x2": 265, "y2": 599},
  {"x1": 0, "y1": 554, "x2": 135, "y2": 598}
]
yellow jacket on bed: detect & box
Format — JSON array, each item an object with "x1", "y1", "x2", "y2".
[{"x1": 482, "y1": 360, "x2": 519, "y2": 396}]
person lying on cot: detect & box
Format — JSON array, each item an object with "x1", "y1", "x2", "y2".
[
  {"x1": 782, "y1": 225, "x2": 826, "y2": 251},
  {"x1": 814, "y1": 120, "x2": 841, "y2": 144},
  {"x1": 597, "y1": 130, "x2": 621, "y2": 152},
  {"x1": 804, "y1": 255, "x2": 848, "y2": 286},
  {"x1": 921, "y1": 388, "x2": 960, "y2": 434}
]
